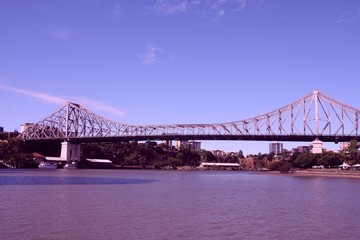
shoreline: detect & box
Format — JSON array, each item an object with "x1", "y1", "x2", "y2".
[
  {"x1": 244, "y1": 168, "x2": 360, "y2": 179},
  {"x1": 291, "y1": 169, "x2": 360, "y2": 178},
  {"x1": 2, "y1": 166, "x2": 360, "y2": 179}
]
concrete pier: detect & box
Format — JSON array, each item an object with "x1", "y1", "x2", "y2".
[{"x1": 60, "y1": 141, "x2": 80, "y2": 161}]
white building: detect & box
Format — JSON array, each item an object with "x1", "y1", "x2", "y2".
[
  {"x1": 20, "y1": 123, "x2": 33, "y2": 133},
  {"x1": 311, "y1": 139, "x2": 323, "y2": 154}
]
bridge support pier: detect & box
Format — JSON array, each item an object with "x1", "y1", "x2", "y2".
[
  {"x1": 60, "y1": 141, "x2": 81, "y2": 161},
  {"x1": 311, "y1": 139, "x2": 323, "y2": 154}
]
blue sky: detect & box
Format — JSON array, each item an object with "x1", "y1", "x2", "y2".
[{"x1": 1, "y1": 0, "x2": 360, "y2": 155}]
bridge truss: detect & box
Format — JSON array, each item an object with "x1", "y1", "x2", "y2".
[{"x1": 19, "y1": 90, "x2": 360, "y2": 143}]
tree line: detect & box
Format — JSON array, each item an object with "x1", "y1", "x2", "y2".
[
  {"x1": 1, "y1": 135, "x2": 359, "y2": 172},
  {"x1": 250, "y1": 140, "x2": 360, "y2": 173},
  {"x1": 0, "y1": 138, "x2": 241, "y2": 169}
]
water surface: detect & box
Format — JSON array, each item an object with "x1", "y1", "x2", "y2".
[{"x1": 1, "y1": 169, "x2": 359, "y2": 240}]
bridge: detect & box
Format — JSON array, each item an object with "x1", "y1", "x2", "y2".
[{"x1": 18, "y1": 90, "x2": 360, "y2": 160}]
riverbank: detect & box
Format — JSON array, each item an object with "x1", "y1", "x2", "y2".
[
  {"x1": 247, "y1": 168, "x2": 360, "y2": 178},
  {"x1": 292, "y1": 168, "x2": 360, "y2": 178}
]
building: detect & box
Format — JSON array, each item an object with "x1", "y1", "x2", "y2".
[
  {"x1": 188, "y1": 141, "x2": 201, "y2": 151},
  {"x1": 175, "y1": 140, "x2": 201, "y2": 151},
  {"x1": 199, "y1": 162, "x2": 240, "y2": 170},
  {"x1": 269, "y1": 142, "x2": 283, "y2": 155},
  {"x1": 85, "y1": 159, "x2": 114, "y2": 169},
  {"x1": 311, "y1": 139, "x2": 323, "y2": 154},
  {"x1": 339, "y1": 142, "x2": 349, "y2": 151},
  {"x1": 162, "y1": 140, "x2": 173, "y2": 148},
  {"x1": 20, "y1": 123, "x2": 33, "y2": 133},
  {"x1": 175, "y1": 140, "x2": 188, "y2": 149},
  {"x1": 294, "y1": 145, "x2": 311, "y2": 153}
]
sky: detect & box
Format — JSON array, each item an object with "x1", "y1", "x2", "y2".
[{"x1": 1, "y1": 0, "x2": 360, "y2": 155}]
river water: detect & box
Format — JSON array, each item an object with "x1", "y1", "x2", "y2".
[{"x1": 0, "y1": 169, "x2": 359, "y2": 240}]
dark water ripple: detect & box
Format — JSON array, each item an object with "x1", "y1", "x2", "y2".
[{"x1": 0, "y1": 176, "x2": 156, "y2": 185}]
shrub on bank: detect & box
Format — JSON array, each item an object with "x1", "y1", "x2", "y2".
[{"x1": 268, "y1": 161, "x2": 292, "y2": 173}]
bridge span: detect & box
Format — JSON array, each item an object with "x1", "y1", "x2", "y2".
[
  {"x1": 19, "y1": 90, "x2": 360, "y2": 144},
  {"x1": 18, "y1": 90, "x2": 360, "y2": 160}
]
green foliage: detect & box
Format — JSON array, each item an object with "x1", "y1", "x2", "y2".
[
  {"x1": 293, "y1": 152, "x2": 317, "y2": 169},
  {"x1": 268, "y1": 152, "x2": 275, "y2": 161},
  {"x1": 81, "y1": 141, "x2": 202, "y2": 168},
  {"x1": 342, "y1": 140, "x2": 360, "y2": 164},
  {"x1": 176, "y1": 149, "x2": 200, "y2": 166},
  {"x1": 167, "y1": 157, "x2": 182, "y2": 169},
  {"x1": 0, "y1": 138, "x2": 37, "y2": 168},
  {"x1": 3, "y1": 137, "x2": 358, "y2": 170},
  {"x1": 203, "y1": 151, "x2": 217, "y2": 162},
  {"x1": 317, "y1": 151, "x2": 343, "y2": 167},
  {"x1": 268, "y1": 161, "x2": 292, "y2": 173}
]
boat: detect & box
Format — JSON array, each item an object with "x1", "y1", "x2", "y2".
[
  {"x1": 64, "y1": 162, "x2": 78, "y2": 169},
  {"x1": 38, "y1": 161, "x2": 57, "y2": 169}
]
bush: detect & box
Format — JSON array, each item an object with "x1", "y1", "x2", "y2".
[{"x1": 268, "y1": 161, "x2": 292, "y2": 173}]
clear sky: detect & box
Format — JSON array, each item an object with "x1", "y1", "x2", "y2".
[{"x1": 1, "y1": 0, "x2": 360, "y2": 155}]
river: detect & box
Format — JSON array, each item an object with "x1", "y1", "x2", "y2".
[{"x1": 0, "y1": 169, "x2": 359, "y2": 240}]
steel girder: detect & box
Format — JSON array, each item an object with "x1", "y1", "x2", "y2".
[{"x1": 19, "y1": 90, "x2": 360, "y2": 142}]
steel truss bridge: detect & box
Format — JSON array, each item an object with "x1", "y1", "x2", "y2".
[{"x1": 19, "y1": 90, "x2": 360, "y2": 143}]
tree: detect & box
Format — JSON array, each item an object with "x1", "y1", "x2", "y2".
[
  {"x1": 293, "y1": 152, "x2": 317, "y2": 169},
  {"x1": 203, "y1": 151, "x2": 217, "y2": 162},
  {"x1": 345, "y1": 140, "x2": 360, "y2": 164},
  {"x1": 176, "y1": 149, "x2": 201, "y2": 166},
  {"x1": 167, "y1": 157, "x2": 182, "y2": 169},
  {"x1": 238, "y1": 150, "x2": 245, "y2": 159},
  {"x1": 2, "y1": 138, "x2": 36, "y2": 168},
  {"x1": 82, "y1": 143, "x2": 105, "y2": 159},
  {"x1": 318, "y1": 152, "x2": 342, "y2": 168},
  {"x1": 268, "y1": 161, "x2": 292, "y2": 173},
  {"x1": 268, "y1": 152, "x2": 275, "y2": 161}
]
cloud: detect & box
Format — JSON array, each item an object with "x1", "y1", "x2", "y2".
[
  {"x1": 152, "y1": 0, "x2": 188, "y2": 15},
  {"x1": 336, "y1": 11, "x2": 360, "y2": 24},
  {"x1": 113, "y1": 3, "x2": 122, "y2": 20},
  {"x1": 73, "y1": 97, "x2": 125, "y2": 117},
  {"x1": 236, "y1": 0, "x2": 247, "y2": 12},
  {"x1": 151, "y1": 0, "x2": 256, "y2": 18},
  {"x1": 212, "y1": 0, "x2": 247, "y2": 16},
  {"x1": 0, "y1": 84, "x2": 125, "y2": 117},
  {"x1": 140, "y1": 43, "x2": 162, "y2": 64},
  {"x1": 0, "y1": 84, "x2": 67, "y2": 104},
  {"x1": 50, "y1": 29, "x2": 73, "y2": 40}
]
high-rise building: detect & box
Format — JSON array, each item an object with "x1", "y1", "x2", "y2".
[
  {"x1": 269, "y1": 142, "x2": 283, "y2": 155},
  {"x1": 188, "y1": 141, "x2": 201, "y2": 151},
  {"x1": 294, "y1": 146, "x2": 310, "y2": 153},
  {"x1": 175, "y1": 140, "x2": 201, "y2": 151},
  {"x1": 175, "y1": 140, "x2": 188, "y2": 149}
]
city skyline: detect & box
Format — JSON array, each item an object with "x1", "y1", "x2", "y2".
[{"x1": 1, "y1": 0, "x2": 359, "y2": 154}]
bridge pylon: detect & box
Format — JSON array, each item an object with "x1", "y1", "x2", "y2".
[
  {"x1": 60, "y1": 141, "x2": 80, "y2": 161},
  {"x1": 311, "y1": 138, "x2": 323, "y2": 154}
]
